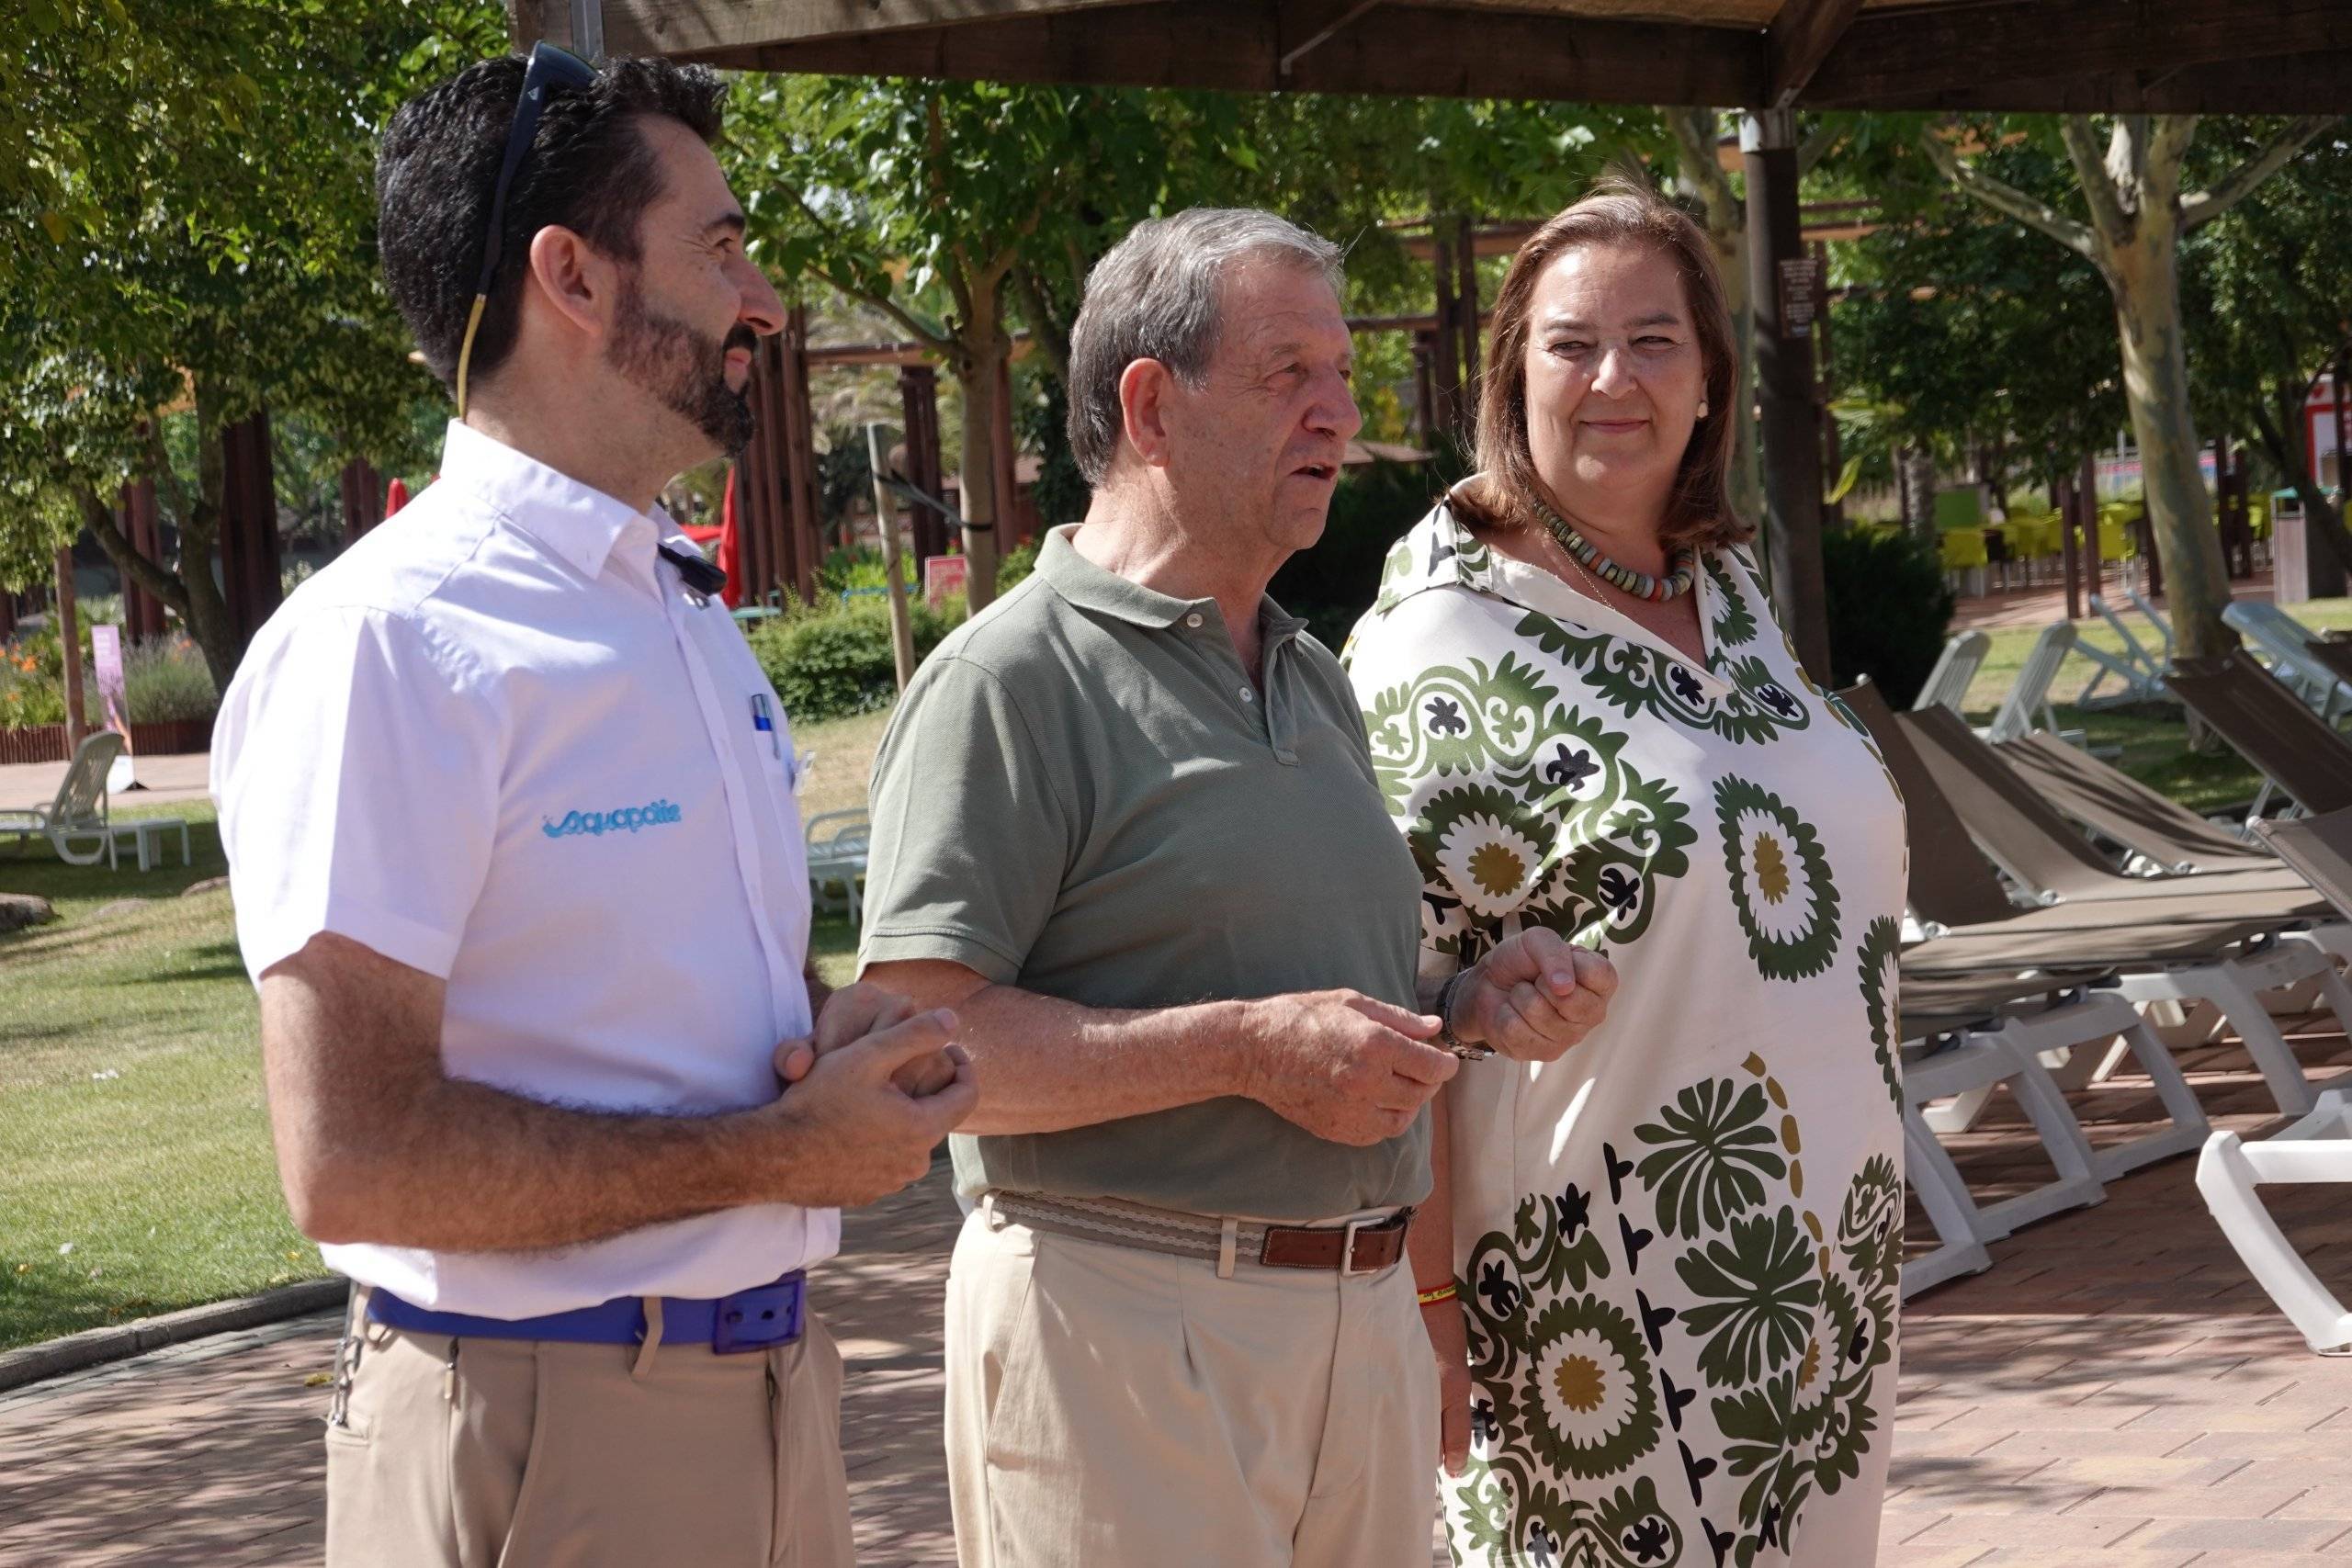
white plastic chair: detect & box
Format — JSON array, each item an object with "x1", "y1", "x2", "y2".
[
  {"x1": 2078, "y1": 593, "x2": 2168, "y2": 708},
  {"x1": 1901, "y1": 990, "x2": 2209, "y2": 1298},
  {"x1": 2197, "y1": 1089, "x2": 2352, "y2": 1355},
  {"x1": 805, "y1": 807, "x2": 871, "y2": 926},
  {"x1": 0, "y1": 731, "x2": 127, "y2": 867},
  {"x1": 2223, "y1": 601, "x2": 2352, "y2": 722},
  {"x1": 1979, "y1": 621, "x2": 2085, "y2": 746},
  {"x1": 1912, "y1": 629, "x2": 1990, "y2": 716}
]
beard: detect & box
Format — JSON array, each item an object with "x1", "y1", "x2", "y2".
[{"x1": 606, "y1": 274, "x2": 757, "y2": 458}]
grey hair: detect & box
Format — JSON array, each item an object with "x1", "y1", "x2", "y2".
[{"x1": 1065, "y1": 208, "x2": 1346, "y2": 485}]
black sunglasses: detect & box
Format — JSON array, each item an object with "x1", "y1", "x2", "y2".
[{"x1": 454, "y1": 42, "x2": 600, "y2": 417}]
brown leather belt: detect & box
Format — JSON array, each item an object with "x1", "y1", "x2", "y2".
[{"x1": 985, "y1": 1190, "x2": 1413, "y2": 1274}]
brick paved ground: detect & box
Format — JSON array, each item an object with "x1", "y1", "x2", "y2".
[{"x1": 6, "y1": 1012, "x2": 2352, "y2": 1567}]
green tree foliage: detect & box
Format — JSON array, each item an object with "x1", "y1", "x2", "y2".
[
  {"x1": 2181, "y1": 131, "x2": 2352, "y2": 559},
  {"x1": 1919, "y1": 113, "x2": 2341, "y2": 659},
  {"x1": 0, "y1": 0, "x2": 503, "y2": 683},
  {"x1": 1834, "y1": 175, "x2": 2125, "y2": 488}
]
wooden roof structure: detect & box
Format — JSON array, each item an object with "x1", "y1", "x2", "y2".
[
  {"x1": 512, "y1": 0, "x2": 2349, "y2": 671},
  {"x1": 515, "y1": 1, "x2": 2352, "y2": 115}
]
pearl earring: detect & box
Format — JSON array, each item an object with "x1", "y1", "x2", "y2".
[{"x1": 1696, "y1": 400, "x2": 1709, "y2": 418}]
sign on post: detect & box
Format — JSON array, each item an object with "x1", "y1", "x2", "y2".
[
  {"x1": 89, "y1": 624, "x2": 136, "y2": 793},
  {"x1": 923, "y1": 556, "x2": 969, "y2": 607}
]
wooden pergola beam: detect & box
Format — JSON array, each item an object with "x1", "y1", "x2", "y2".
[
  {"x1": 1804, "y1": 0, "x2": 2352, "y2": 108},
  {"x1": 1766, "y1": 0, "x2": 1863, "y2": 111},
  {"x1": 1853, "y1": 49, "x2": 2352, "y2": 116},
  {"x1": 587, "y1": 0, "x2": 1766, "y2": 107}
]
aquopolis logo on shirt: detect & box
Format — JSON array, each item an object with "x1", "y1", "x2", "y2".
[{"x1": 541, "y1": 799, "x2": 684, "y2": 840}]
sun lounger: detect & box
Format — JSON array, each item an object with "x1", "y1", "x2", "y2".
[
  {"x1": 2168, "y1": 653, "x2": 2352, "y2": 818},
  {"x1": 1846, "y1": 680, "x2": 2349, "y2": 1115},
  {"x1": 2080, "y1": 592, "x2": 2169, "y2": 707},
  {"x1": 1898, "y1": 978, "x2": 2211, "y2": 1298},
  {"x1": 1997, "y1": 730, "x2": 2263, "y2": 873},
  {"x1": 1899, "y1": 705, "x2": 2323, "y2": 913}
]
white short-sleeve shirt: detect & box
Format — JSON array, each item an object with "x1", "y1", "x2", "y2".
[{"x1": 212, "y1": 421, "x2": 836, "y2": 1318}]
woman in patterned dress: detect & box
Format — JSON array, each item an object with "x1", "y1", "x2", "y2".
[{"x1": 1344, "y1": 181, "x2": 1907, "y2": 1567}]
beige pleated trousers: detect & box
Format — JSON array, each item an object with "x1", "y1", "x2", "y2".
[
  {"x1": 944, "y1": 1203, "x2": 1439, "y2": 1568},
  {"x1": 322, "y1": 1288, "x2": 856, "y2": 1567}
]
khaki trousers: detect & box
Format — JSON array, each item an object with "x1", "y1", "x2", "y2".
[
  {"x1": 324, "y1": 1288, "x2": 855, "y2": 1568},
  {"x1": 944, "y1": 1203, "x2": 1438, "y2": 1568}
]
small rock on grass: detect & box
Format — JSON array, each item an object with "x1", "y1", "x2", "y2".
[
  {"x1": 181, "y1": 875, "x2": 230, "y2": 897},
  {"x1": 0, "y1": 893, "x2": 57, "y2": 931}
]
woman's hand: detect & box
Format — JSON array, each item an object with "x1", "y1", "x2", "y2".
[
  {"x1": 1422, "y1": 1292, "x2": 1474, "y2": 1476},
  {"x1": 1454, "y1": 929, "x2": 1617, "y2": 1062}
]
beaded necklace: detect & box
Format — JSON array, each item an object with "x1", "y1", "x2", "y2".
[{"x1": 1532, "y1": 500, "x2": 1696, "y2": 604}]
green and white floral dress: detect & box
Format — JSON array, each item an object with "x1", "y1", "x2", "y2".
[{"x1": 1344, "y1": 501, "x2": 1907, "y2": 1568}]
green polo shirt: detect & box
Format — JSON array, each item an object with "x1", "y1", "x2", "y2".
[{"x1": 859, "y1": 525, "x2": 1430, "y2": 1220}]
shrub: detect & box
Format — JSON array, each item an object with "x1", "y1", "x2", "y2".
[
  {"x1": 750, "y1": 599, "x2": 961, "y2": 723},
  {"x1": 1821, "y1": 522, "x2": 1956, "y2": 707},
  {"x1": 1271, "y1": 451, "x2": 1469, "y2": 649},
  {"x1": 996, "y1": 539, "x2": 1038, "y2": 592},
  {"x1": 121, "y1": 636, "x2": 219, "y2": 723}
]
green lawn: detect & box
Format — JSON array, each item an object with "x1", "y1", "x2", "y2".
[
  {"x1": 0, "y1": 716, "x2": 876, "y2": 1354},
  {"x1": 1955, "y1": 597, "x2": 2352, "y2": 817},
  {"x1": 3, "y1": 605, "x2": 2345, "y2": 1353}
]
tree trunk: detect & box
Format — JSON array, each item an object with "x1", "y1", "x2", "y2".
[
  {"x1": 175, "y1": 382, "x2": 243, "y2": 690},
  {"x1": 956, "y1": 283, "x2": 1009, "y2": 613},
  {"x1": 2107, "y1": 226, "x2": 2233, "y2": 658},
  {"x1": 1901, "y1": 447, "x2": 1939, "y2": 543},
  {"x1": 1668, "y1": 109, "x2": 1764, "y2": 530}
]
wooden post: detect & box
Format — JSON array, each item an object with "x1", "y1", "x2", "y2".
[
  {"x1": 1742, "y1": 108, "x2": 1831, "y2": 681},
  {"x1": 865, "y1": 424, "x2": 918, "y2": 691},
  {"x1": 0, "y1": 590, "x2": 15, "y2": 640},
  {"x1": 339, "y1": 457, "x2": 384, "y2": 548},
  {"x1": 1430, "y1": 231, "x2": 1463, "y2": 446},
  {"x1": 899, "y1": 364, "x2": 947, "y2": 564},
  {"x1": 2057, "y1": 473, "x2": 2082, "y2": 622},
  {"x1": 56, "y1": 547, "x2": 87, "y2": 751},
  {"x1": 1411, "y1": 332, "x2": 1439, "y2": 449},
  {"x1": 1454, "y1": 215, "x2": 1481, "y2": 423},
  {"x1": 1812, "y1": 241, "x2": 1843, "y2": 532},
  {"x1": 779, "y1": 307, "x2": 823, "y2": 605},
  {"x1": 129, "y1": 479, "x2": 164, "y2": 641},
  {"x1": 2076, "y1": 451, "x2": 2102, "y2": 604},
  {"x1": 216, "y1": 410, "x2": 282, "y2": 651},
  {"x1": 992, "y1": 355, "x2": 1022, "y2": 547}
]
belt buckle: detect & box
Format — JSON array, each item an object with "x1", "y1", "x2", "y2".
[
  {"x1": 1340, "y1": 1216, "x2": 1374, "y2": 1276},
  {"x1": 710, "y1": 1274, "x2": 805, "y2": 1355}
]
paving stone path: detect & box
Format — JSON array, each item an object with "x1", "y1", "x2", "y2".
[{"x1": 6, "y1": 1018, "x2": 2352, "y2": 1566}]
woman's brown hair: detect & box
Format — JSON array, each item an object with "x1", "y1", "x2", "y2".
[{"x1": 1456, "y1": 175, "x2": 1751, "y2": 553}]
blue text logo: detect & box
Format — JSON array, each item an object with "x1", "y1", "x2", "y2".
[{"x1": 542, "y1": 799, "x2": 684, "y2": 839}]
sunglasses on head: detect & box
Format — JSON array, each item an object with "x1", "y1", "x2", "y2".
[{"x1": 454, "y1": 41, "x2": 600, "y2": 418}]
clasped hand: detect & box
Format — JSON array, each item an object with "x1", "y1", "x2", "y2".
[{"x1": 1451, "y1": 928, "x2": 1616, "y2": 1062}]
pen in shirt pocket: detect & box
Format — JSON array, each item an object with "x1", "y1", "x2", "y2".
[{"x1": 751, "y1": 694, "x2": 781, "y2": 759}]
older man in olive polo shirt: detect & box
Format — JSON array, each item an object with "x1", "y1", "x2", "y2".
[{"x1": 860, "y1": 209, "x2": 1613, "y2": 1567}]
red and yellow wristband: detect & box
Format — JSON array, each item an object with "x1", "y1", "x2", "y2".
[{"x1": 1416, "y1": 1281, "x2": 1459, "y2": 1306}]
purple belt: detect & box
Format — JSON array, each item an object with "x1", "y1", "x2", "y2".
[{"x1": 366, "y1": 1268, "x2": 806, "y2": 1355}]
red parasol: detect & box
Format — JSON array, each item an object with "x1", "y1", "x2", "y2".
[{"x1": 383, "y1": 477, "x2": 410, "y2": 517}]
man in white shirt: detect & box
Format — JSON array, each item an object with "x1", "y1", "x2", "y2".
[{"x1": 211, "y1": 51, "x2": 973, "y2": 1568}]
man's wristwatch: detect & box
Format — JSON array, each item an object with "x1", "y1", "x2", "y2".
[{"x1": 1437, "y1": 969, "x2": 1495, "y2": 1061}]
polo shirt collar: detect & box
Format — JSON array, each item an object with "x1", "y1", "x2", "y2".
[
  {"x1": 1037, "y1": 524, "x2": 1306, "y2": 640},
  {"x1": 435, "y1": 421, "x2": 663, "y2": 588}
]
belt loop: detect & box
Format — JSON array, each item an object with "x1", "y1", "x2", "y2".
[
  {"x1": 1216, "y1": 1217, "x2": 1238, "y2": 1280},
  {"x1": 632, "y1": 1298, "x2": 665, "y2": 1379},
  {"x1": 981, "y1": 1191, "x2": 1007, "y2": 1231}
]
